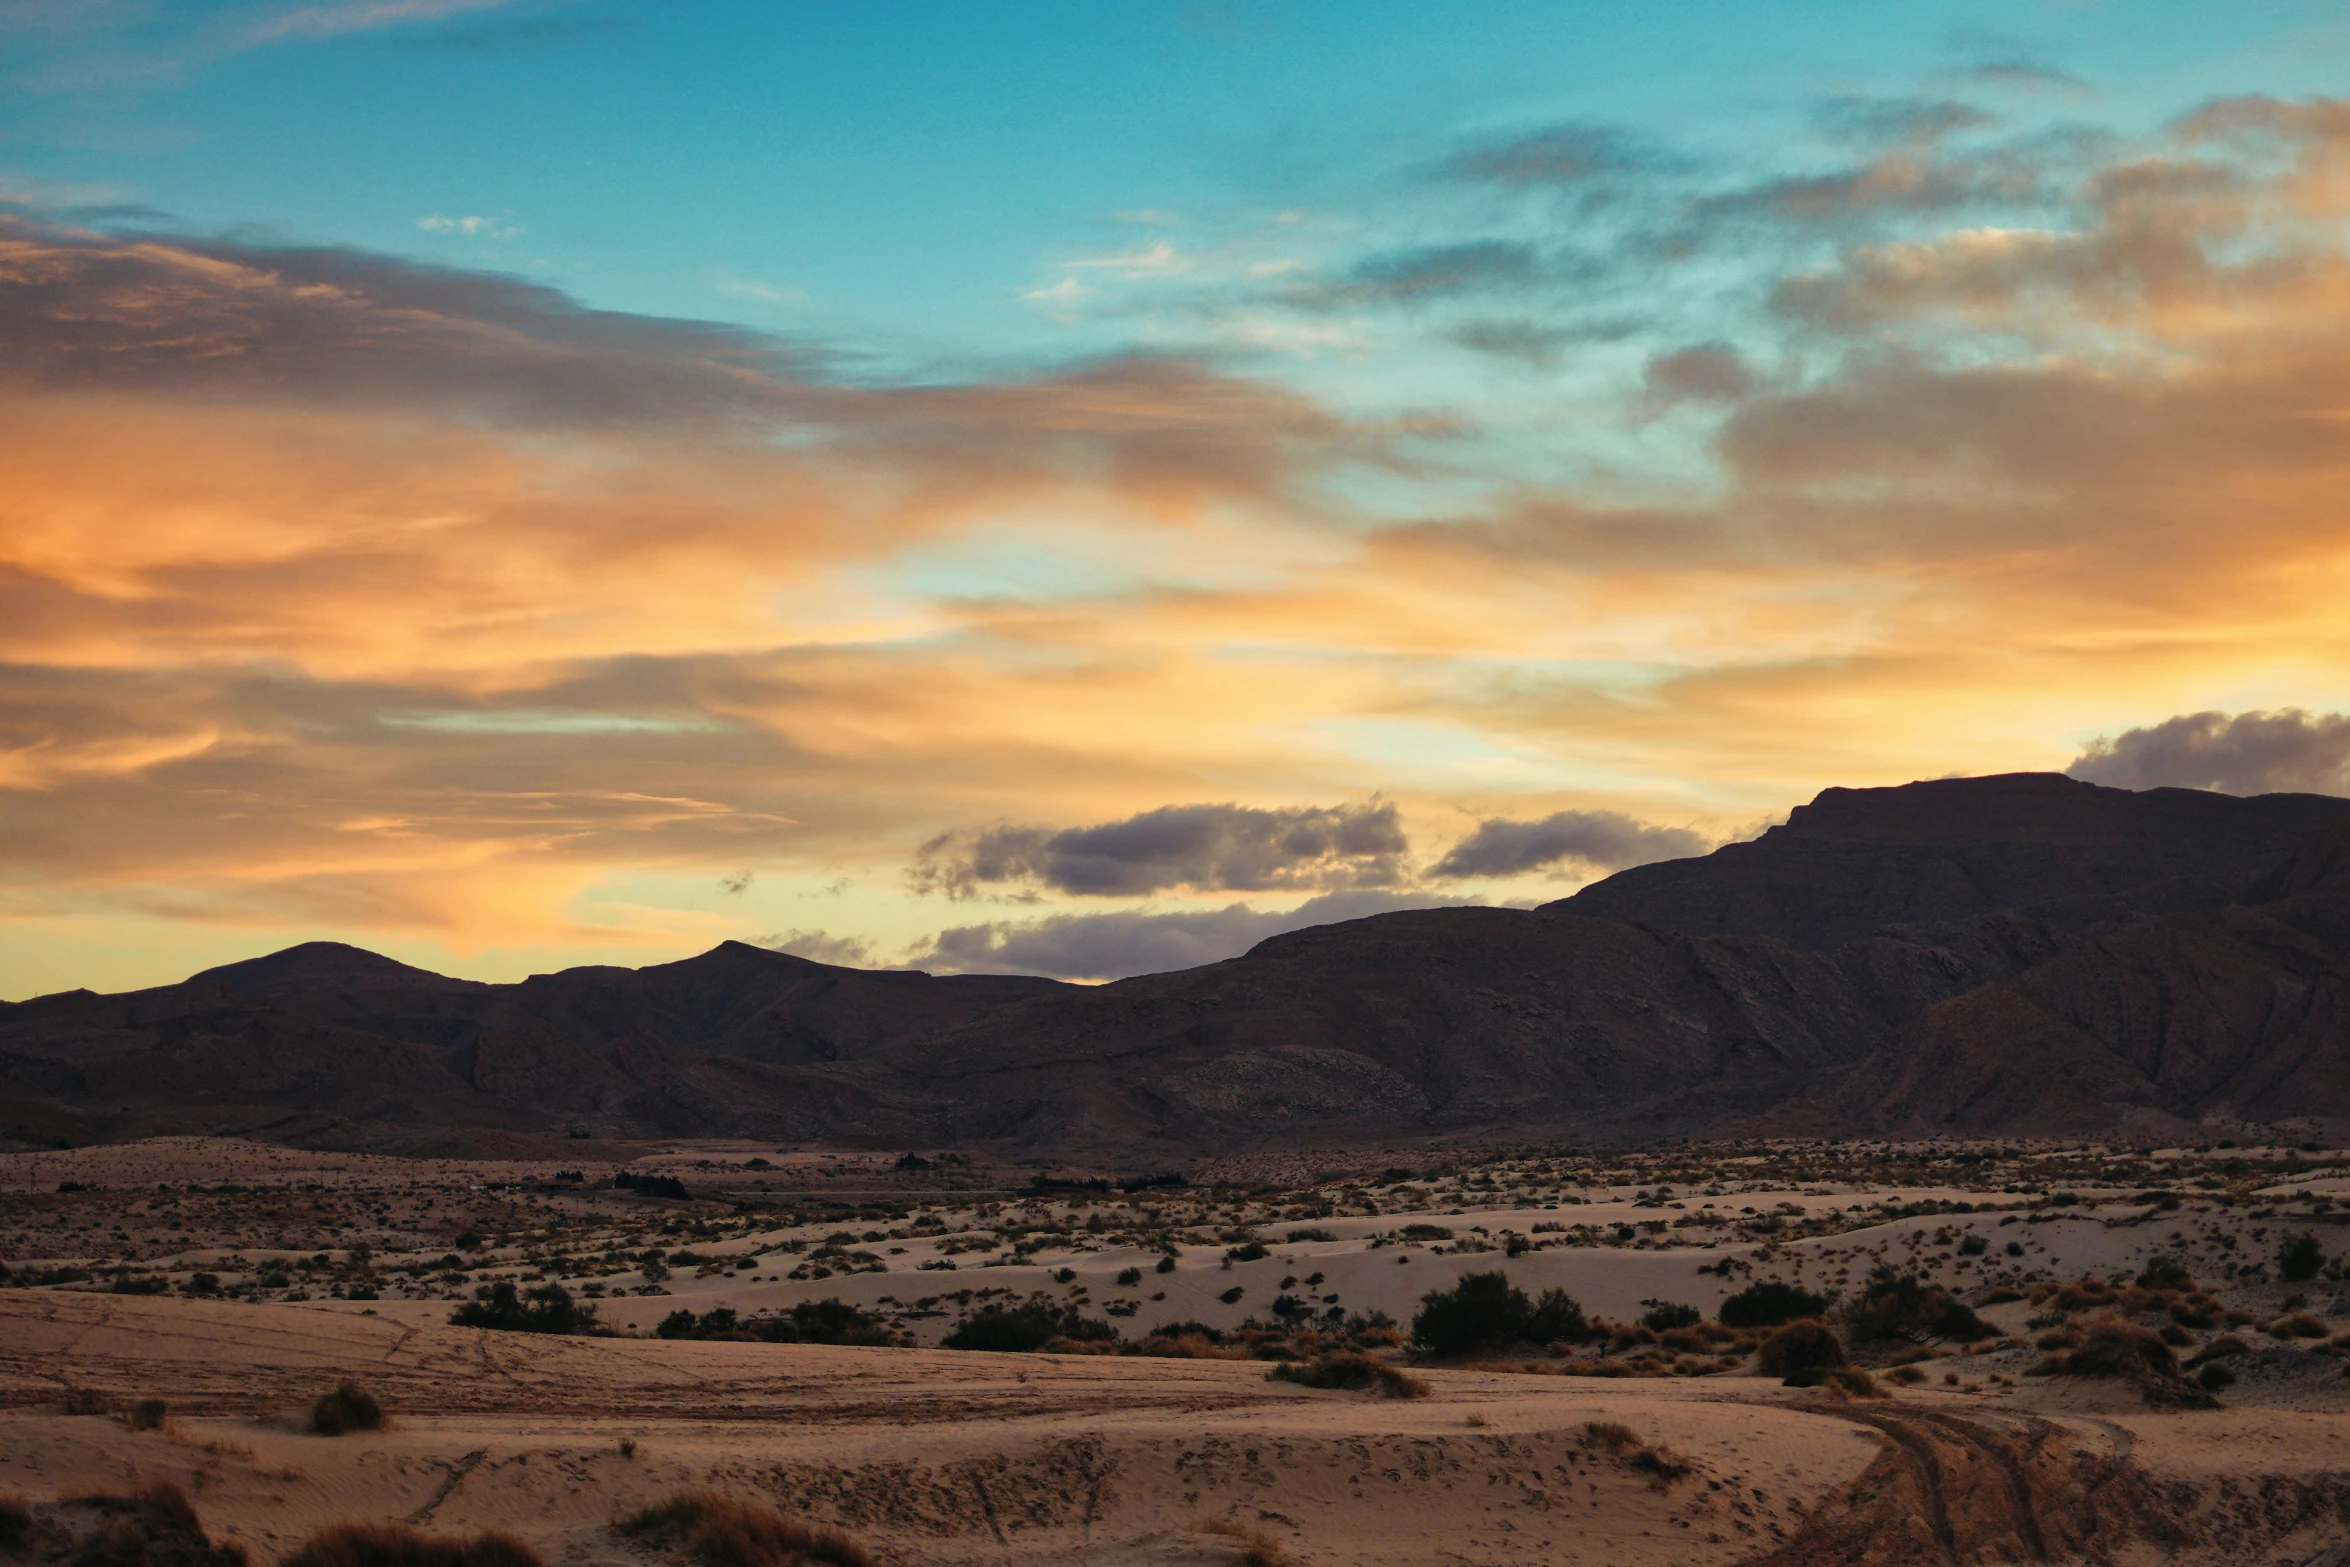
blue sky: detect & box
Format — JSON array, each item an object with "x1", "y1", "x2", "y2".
[{"x1": 15, "y1": 0, "x2": 2345, "y2": 370}]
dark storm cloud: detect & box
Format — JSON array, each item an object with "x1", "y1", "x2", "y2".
[
  {"x1": 911, "y1": 801, "x2": 1410, "y2": 899},
  {"x1": 1430, "y1": 810, "x2": 1707, "y2": 879},
  {"x1": 2067, "y1": 710, "x2": 2350, "y2": 798},
  {"x1": 908, "y1": 889, "x2": 1472, "y2": 980}
]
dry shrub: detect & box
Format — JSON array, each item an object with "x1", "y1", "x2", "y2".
[
  {"x1": 2040, "y1": 1318, "x2": 2217, "y2": 1407},
  {"x1": 1193, "y1": 1519, "x2": 1294, "y2": 1567},
  {"x1": 1630, "y1": 1447, "x2": 1693, "y2": 1485},
  {"x1": 2268, "y1": 1315, "x2": 2328, "y2": 1339},
  {"x1": 1581, "y1": 1420, "x2": 1637, "y2": 1451},
  {"x1": 311, "y1": 1382, "x2": 383, "y2": 1437},
  {"x1": 1824, "y1": 1368, "x2": 1882, "y2": 1399},
  {"x1": 54, "y1": 1481, "x2": 246, "y2": 1567},
  {"x1": 61, "y1": 1390, "x2": 114, "y2": 1417},
  {"x1": 1265, "y1": 1353, "x2": 1427, "y2": 1398},
  {"x1": 617, "y1": 1491, "x2": 869, "y2": 1567},
  {"x1": 282, "y1": 1523, "x2": 542, "y2": 1567},
  {"x1": 2061, "y1": 1319, "x2": 2181, "y2": 1380},
  {"x1": 1, "y1": 1495, "x2": 29, "y2": 1553},
  {"x1": 1560, "y1": 1359, "x2": 1635, "y2": 1378},
  {"x1": 1123, "y1": 1333, "x2": 1244, "y2": 1360},
  {"x1": 127, "y1": 1399, "x2": 169, "y2": 1433},
  {"x1": 1757, "y1": 1320, "x2": 1846, "y2": 1384},
  {"x1": 1885, "y1": 1365, "x2": 1926, "y2": 1386}
]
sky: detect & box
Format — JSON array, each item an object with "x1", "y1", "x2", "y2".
[{"x1": 6, "y1": 0, "x2": 2350, "y2": 998}]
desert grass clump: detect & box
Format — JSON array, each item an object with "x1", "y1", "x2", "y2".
[
  {"x1": 1193, "y1": 1519, "x2": 1295, "y2": 1567},
  {"x1": 311, "y1": 1381, "x2": 384, "y2": 1436},
  {"x1": 1264, "y1": 1353, "x2": 1428, "y2": 1399},
  {"x1": 282, "y1": 1522, "x2": 543, "y2": 1567},
  {"x1": 1580, "y1": 1419, "x2": 1637, "y2": 1451},
  {"x1": 1630, "y1": 1446, "x2": 1694, "y2": 1484},
  {"x1": 1756, "y1": 1319, "x2": 1846, "y2": 1385},
  {"x1": 2267, "y1": 1314, "x2": 2328, "y2": 1340},
  {"x1": 616, "y1": 1491, "x2": 870, "y2": 1567},
  {"x1": 1579, "y1": 1420, "x2": 1694, "y2": 1486}
]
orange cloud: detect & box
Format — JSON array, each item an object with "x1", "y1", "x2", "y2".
[{"x1": 6, "y1": 106, "x2": 2350, "y2": 989}]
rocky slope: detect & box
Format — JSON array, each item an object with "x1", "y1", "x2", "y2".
[{"x1": 4, "y1": 772, "x2": 2347, "y2": 1154}]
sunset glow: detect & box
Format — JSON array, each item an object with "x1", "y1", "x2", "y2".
[{"x1": 6, "y1": 2, "x2": 2350, "y2": 994}]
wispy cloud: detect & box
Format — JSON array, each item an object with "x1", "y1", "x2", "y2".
[
  {"x1": 417, "y1": 212, "x2": 522, "y2": 239},
  {"x1": 244, "y1": 0, "x2": 529, "y2": 46},
  {"x1": 12, "y1": 93, "x2": 2350, "y2": 992}
]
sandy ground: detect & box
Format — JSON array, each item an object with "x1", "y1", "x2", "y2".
[
  {"x1": 13, "y1": 1137, "x2": 2350, "y2": 1563},
  {"x1": 4, "y1": 1288, "x2": 2350, "y2": 1566}
]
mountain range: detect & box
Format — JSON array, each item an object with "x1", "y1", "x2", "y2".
[{"x1": 5, "y1": 772, "x2": 2349, "y2": 1157}]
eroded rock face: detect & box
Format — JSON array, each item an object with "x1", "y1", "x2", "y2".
[{"x1": 1549, "y1": 772, "x2": 2350, "y2": 951}]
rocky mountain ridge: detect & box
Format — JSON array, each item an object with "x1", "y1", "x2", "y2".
[{"x1": 4, "y1": 772, "x2": 2347, "y2": 1155}]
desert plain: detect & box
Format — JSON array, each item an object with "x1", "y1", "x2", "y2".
[{"x1": 8, "y1": 1136, "x2": 2350, "y2": 1565}]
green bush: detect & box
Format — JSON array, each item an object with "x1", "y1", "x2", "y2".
[
  {"x1": 450, "y1": 1282, "x2": 598, "y2": 1335},
  {"x1": 2280, "y1": 1232, "x2": 2325, "y2": 1284},
  {"x1": 1844, "y1": 1267, "x2": 1996, "y2": 1343},
  {"x1": 1719, "y1": 1281, "x2": 1829, "y2": 1329},
  {"x1": 2137, "y1": 1255, "x2": 2193, "y2": 1291},
  {"x1": 1410, "y1": 1271, "x2": 1587, "y2": 1354},
  {"x1": 655, "y1": 1300, "x2": 894, "y2": 1346},
  {"x1": 1639, "y1": 1302, "x2": 1699, "y2": 1332},
  {"x1": 942, "y1": 1300, "x2": 1115, "y2": 1354}
]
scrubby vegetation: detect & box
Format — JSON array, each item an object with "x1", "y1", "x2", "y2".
[
  {"x1": 282, "y1": 1522, "x2": 542, "y2": 1567},
  {"x1": 1265, "y1": 1352, "x2": 1427, "y2": 1398},
  {"x1": 1844, "y1": 1267, "x2": 1996, "y2": 1344},
  {"x1": 450, "y1": 1281, "x2": 598, "y2": 1335},
  {"x1": 654, "y1": 1300, "x2": 896, "y2": 1346},
  {"x1": 1410, "y1": 1271, "x2": 1588, "y2": 1354},
  {"x1": 0, "y1": 1495, "x2": 30, "y2": 1554},
  {"x1": 27, "y1": 1482, "x2": 248, "y2": 1567},
  {"x1": 617, "y1": 1491, "x2": 870, "y2": 1567},
  {"x1": 311, "y1": 1380, "x2": 384, "y2": 1436},
  {"x1": 1757, "y1": 1320, "x2": 1847, "y2": 1384},
  {"x1": 941, "y1": 1297, "x2": 1117, "y2": 1353},
  {"x1": 1719, "y1": 1280, "x2": 1829, "y2": 1328}
]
